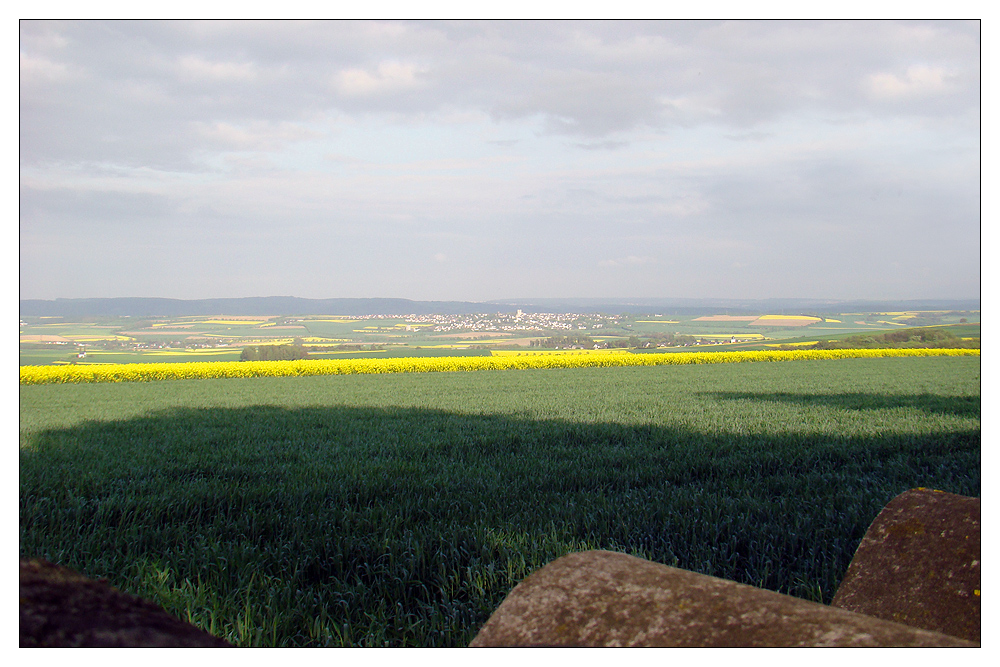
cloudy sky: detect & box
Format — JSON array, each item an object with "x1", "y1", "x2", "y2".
[{"x1": 19, "y1": 19, "x2": 980, "y2": 302}]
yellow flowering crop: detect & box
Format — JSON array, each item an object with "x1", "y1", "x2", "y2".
[
  {"x1": 18, "y1": 348, "x2": 979, "y2": 386},
  {"x1": 491, "y1": 349, "x2": 633, "y2": 356}
]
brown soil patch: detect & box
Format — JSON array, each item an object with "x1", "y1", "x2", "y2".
[
  {"x1": 693, "y1": 316, "x2": 759, "y2": 322},
  {"x1": 20, "y1": 335, "x2": 71, "y2": 342},
  {"x1": 490, "y1": 338, "x2": 545, "y2": 347}
]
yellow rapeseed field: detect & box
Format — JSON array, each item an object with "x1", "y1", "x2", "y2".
[
  {"x1": 491, "y1": 349, "x2": 632, "y2": 356},
  {"x1": 19, "y1": 348, "x2": 980, "y2": 385}
]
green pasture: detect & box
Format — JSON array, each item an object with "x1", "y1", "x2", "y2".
[
  {"x1": 296, "y1": 319, "x2": 383, "y2": 338},
  {"x1": 747, "y1": 323, "x2": 982, "y2": 350},
  {"x1": 308, "y1": 347, "x2": 493, "y2": 359},
  {"x1": 626, "y1": 318, "x2": 868, "y2": 342},
  {"x1": 112, "y1": 350, "x2": 243, "y2": 363},
  {"x1": 20, "y1": 356, "x2": 980, "y2": 646},
  {"x1": 19, "y1": 347, "x2": 79, "y2": 366},
  {"x1": 19, "y1": 348, "x2": 244, "y2": 366},
  {"x1": 159, "y1": 322, "x2": 273, "y2": 338},
  {"x1": 625, "y1": 313, "x2": 979, "y2": 342},
  {"x1": 937, "y1": 323, "x2": 983, "y2": 338},
  {"x1": 643, "y1": 322, "x2": 982, "y2": 353},
  {"x1": 18, "y1": 322, "x2": 120, "y2": 337}
]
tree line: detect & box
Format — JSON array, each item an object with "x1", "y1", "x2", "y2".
[
  {"x1": 529, "y1": 333, "x2": 698, "y2": 349},
  {"x1": 240, "y1": 344, "x2": 310, "y2": 361},
  {"x1": 808, "y1": 328, "x2": 978, "y2": 351}
]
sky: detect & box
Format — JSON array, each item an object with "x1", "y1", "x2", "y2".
[{"x1": 19, "y1": 19, "x2": 981, "y2": 303}]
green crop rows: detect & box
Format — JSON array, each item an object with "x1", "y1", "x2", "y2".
[{"x1": 19, "y1": 356, "x2": 980, "y2": 646}]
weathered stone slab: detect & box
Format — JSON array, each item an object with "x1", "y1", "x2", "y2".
[
  {"x1": 469, "y1": 550, "x2": 976, "y2": 647},
  {"x1": 19, "y1": 558, "x2": 232, "y2": 647},
  {"x1": 831, "y1": 487, "x2": 980, "y2": 643}
]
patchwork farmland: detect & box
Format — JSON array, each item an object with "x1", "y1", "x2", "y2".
[
  {"x1": 19, "y1": 304, "x2": 981, "y2": 646},
  {"x1": 19, "y1": 308, "x2": 980, "y2": 366}
]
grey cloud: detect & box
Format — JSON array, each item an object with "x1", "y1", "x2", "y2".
[
  {"x1": 574, "y1": 140, "x2": 630, "y2": 150},
  {"x1": 20, "y1": 20, "x2": 980, "y2": 171},
  {"x1": 724, "y1": 131, "x2": 773, "y2": 142},
  {"x1": 679, "y1": 20, "x2": 979, "y2": 126},
  {"x1": 18, "y1": 20, "x2": 980, "y2": 302},
  {"x1": 487, "y1": 68, "x2": 666, "y2": 136},
  {"x1": 685, "y1": 153, "x2": 980, "y2": 296},
  {"x1": 20, "y1": 186, "x2": 174, "y2": 227},
  {"x1": 598, "y1": 255, "x2": 655, "y2": 268}
]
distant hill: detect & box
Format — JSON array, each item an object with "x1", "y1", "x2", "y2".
[
  {"x1": 492, "y1": 297, "x2": 981, "y2": 316},
  {"x1": 19, "y1": 297, "x2": 485, "y2": 318},
  {"x1": 19, "y1": 296, "x2": 981, "y2": 318}
]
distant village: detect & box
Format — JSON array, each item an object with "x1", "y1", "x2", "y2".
[{"x1": 306, "y1": 310, "x2": 616, "y2": 333}]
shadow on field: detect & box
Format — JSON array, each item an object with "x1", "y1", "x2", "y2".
[
  {"x1": 705, "y1": 392, "x2": 980, "y2": 417},
  {"x1": 19, "y1": 404, "x2": 980, "y2": 647}
]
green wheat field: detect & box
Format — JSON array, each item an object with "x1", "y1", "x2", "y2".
[{"x1": 19, "y1": 355, "x2": 980, "y2": 646}]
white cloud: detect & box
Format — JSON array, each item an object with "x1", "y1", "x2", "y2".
[
  {"x1": 334, "y1": 61, "x2": 427, "y2": 97},
  {"x1": 176, "y1": 55, "x2": 257, "y2": 82},
  {"x1": 191, "y1": 121, "x2": 319, "y2": 152},
  {"x1": 19, "y1": 53, "x2": 72, "y2": 83},
  {"x1": 866, "y1": 65, "x2": 955, "y2": 99},
  {"x1": 658, "y1": 94, "x2": 723, "y2": 122},
  {"x1": 598, "y1": 255, "x2": 654, "y2": 268}
]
